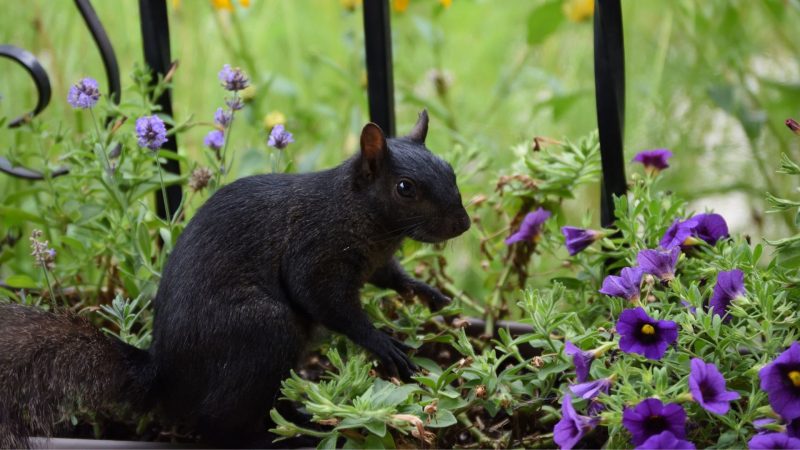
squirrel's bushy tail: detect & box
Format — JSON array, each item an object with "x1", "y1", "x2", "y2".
[{"x1": 0, "y1": 303, "x2": 155, "y2": 448}]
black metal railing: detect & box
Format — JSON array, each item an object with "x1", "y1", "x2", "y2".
[{"x1": 3, "y1": 0, "x2": 627, "y2": 226}]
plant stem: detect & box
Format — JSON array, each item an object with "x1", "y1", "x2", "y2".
[
  {"x1": 154, "y1": 152, "x2": 173, "y2": 234},
  {"x1": 484, "y1": 264, "x2": 513, "y2": 337},
  {"x1": 89, "y1": 109, "x2": 111, "y2": 173}
]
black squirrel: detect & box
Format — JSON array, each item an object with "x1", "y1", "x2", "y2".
[{"x1": 0, "y1": 110, "x2": 470, "y2": 447}]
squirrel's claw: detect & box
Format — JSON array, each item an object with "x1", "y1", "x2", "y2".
[{"x1": 411, "y1": 282, "x2": 452, "y2": 312}]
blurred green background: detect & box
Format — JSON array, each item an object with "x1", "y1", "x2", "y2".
[{"x1": 2, "y1": 0, "x2": 800, "y2": 294}]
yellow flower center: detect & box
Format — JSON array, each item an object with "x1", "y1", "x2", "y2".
[
  {"x1": 789, "y1": 370, "x2": 800, "y2": 387},
  {"x1": 641, "y1": 324, "x2": 656, "y2": 335}
]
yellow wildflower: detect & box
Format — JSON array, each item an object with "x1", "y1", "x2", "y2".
[
  {"x1": 341, "y1": 0, "x2": 362, "y2": 11},
  {"x1": 211, "y1": 0, "x2": 249, "y2": 10},
  {"x1": 563, "y1": 0, "x2": 594, "y2": 23},
  {"x1": 240, "y1": 84, "x2": 257, "y2": 102},
  {"x1": 393, "y1": 0, "x2": 409, "y2": 13},
  {"x1": 263, "y1": 111, "x2": 286, "y2": 130},
  {"x1": 440, "y1": 0, "x2": 452, "y2": 8}
]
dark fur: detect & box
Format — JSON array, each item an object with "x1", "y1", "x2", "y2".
[{"x1": 0, "y1": 111, "x2": 469, "y2": 447}]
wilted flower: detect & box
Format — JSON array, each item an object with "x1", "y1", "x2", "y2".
[
  {"x1": 688, "y1": 358, "x2": 740, "y2": 415},
  {"x1": 214, "y1": 107, "x2": 232, "y2": 128},
  {"x1": 218, "y1": 64, "x2": 249, "y2": 91},
  {"x1": 268, "y1": 124, "x2": 294, "y2": 150},
  {"x1": 67, "y1": 77, "x2": 101, "y2": 109},
  {"x1": 617, "y1": 307, "x2": 678, "y2": 360},
  {"x1": 759, "y1": 342, "x2": 800, "y2": 421},
  {"x1": 622, "y1": 398, "x2": 687, "y2": 446},
  {"x1": 562, "y1": 226, "x2": 603, "y2": 256},
  {"x1": 599, "y1": 267, "x2": 644, "y2": 302},
  {"x1": 553, "y1": 394, "x2": 599, "y2": 450},
  {"x1": 188, "y1": 167, "x2": 213, "y2": 192},
  {"x1": 748, "y1": 432, "x2": 800, "y2": 449},
  {"x1": 569, "y1": 377, "x2": 613, "y2": 401},
  {"x1": 135, "y1": 115, "x2": 168, "y2": 150},
  {"x1": 204, "y1": 130, "x2": 225, "y2": 151},
  {"x1": 637, "y1": 247, "x2": 680, "y2": 281},
  {"x1": 787, "y1": 118, "x2": 800, "y2": 136},
  {"x1": 637, "y1": 431, "x2": 695, "y2": 450},
  {"x1": 30, "y1": 229, "x2": 55, "y2": 270},
  {"x1": 709, "y1": 269, "x2": 746, "y2": 320},
  {"x1": 505, "y1": 208, "x2": 551, "y2": 245},
  {"x1": 633, "y1": 149, "x2": 673, "y2": 173},
  {"x1": 564, "y1": 341, "x2": 595, "y2": 383}
]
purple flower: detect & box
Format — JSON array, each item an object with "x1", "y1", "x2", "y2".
[
  {"x1": 135, "y1": 115, "x2": 168, "y2": 150},
  {"x1": 688, "y1": 358, "x2": 740, "y2": 415},
  {"x1": 660, "y1": 217, "x2": 699, "y2": 250},
  {"x1": 691, "y1": 213, "x2": 729, "y2": 246},
  {"x1": 214, "y1": 107, "x2": 232, "y2": 128},
  {"x1": 759, "y1": 342, "x2": 800, "y2": 421},
  {"x1": 268, "y1": 124, "x2": 294, "y2": 150},
  {"x1": 617, "y1": 307, "x2": 678, "y2": 360},
  {"x1": 564, "y1": 341, "x2": 595, "y2": 383},
  {"x1": 67, "y1": 77, "x2": 100, "y2": 109},
  {"x1": 633, "y1": 149, "x2": 673, "y2": 173},
  {"x1": 709, "y1": 269, "x2": 746, "y2": 320},
  {"x1": 553, "y1": 394, "x2": 599, "y2": 450},
  {"x1": 637, "y1": 431, "x2": 696, "y2": 450},
  {"x1": 748, "y1": 433, "x2": 800, "y2": 449},
  {"x1": 562, "y1": 227, "x2": 602, "y2": 256},
  {"x1": 226, "y1": 96, "x2": 244, "y2": 111},
  {"x1": 637, "y1": 247, "x2": 680, "y2": 281},
  {"x1": 599, "y1": 267, "x2": 644, "y2": 302},
  {"x1": 789, "y1": 418, "x2": 800, "y2": 438},
  {"x1": 218, "y1": 64, "x2": 249, "y2": 91},
  {"x1": 622, "y1": 398, "x2": 687, "y2": 446},
  {"x1": 204, "y1": 130, "x2": 225, "y2": 151},
  {"x1": 569, "y1": 377, "x2": 612, "y2": 401},
  {"x1": 505, "y1": 208, "x2": 551, "y2": 245}
]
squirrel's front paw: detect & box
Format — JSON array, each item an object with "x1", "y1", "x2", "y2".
[
  {"x1": 411, "y1": 282, "x2": 452, "y2": 312},
  {"x1": 374, "y1": 334, "x2": 418, "y2": 381}
]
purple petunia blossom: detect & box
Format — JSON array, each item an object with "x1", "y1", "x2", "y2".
[
  {"x1": 748, "y1": 432, "x2": 800, "y2": 449},
  {"x1": 569, "y1": 377, "x2": 612, "y2": 401},
  {"x1": 561, "y1": 227, "x2": 602, "y2": 256},
  {"x1": 637, "y1": 431, "x2": 696, "y2": 450},
  {"x1": 623, "y1": 398, "x2": 687, "y2": 446},
  {"x1": 759, "y1": 342, "x2": 800, "y2": 421},
  {"x1": 204, "y1": 130, "x2": 225, "y2": 151},
  {"x1": 505, "y1": 208, "x2": 551, "y2": 245},
  {"x1": 135, "y1": 115, "x2": 168, "y2": 150},
  {"x1": 789, "y1": 418, "x2": 800, "y2": 438},
  {"x1": 268, "y1": 124, "x2": 294, "y2": 150},
  {"x1": 599, "y1": 267, "x2": 644, "y2": 302},
  {"x1": 709, "y1": 269, "x2": 745, "y2": 320},
  {"x1": 564, "y1": 341, "x2": 594, "y2": 383},
  {"x1": 637, "y1": 247, "x2": 680, "y2": 281},
  {"x1": 633, "y1": 149, "x2": 673, "y2": 172},
  {"x1": 553, "y1": 394, "x2": 599, "y2": 450},
  {"x1": 688, "y1": 358, "x2": 740, "y2": 415},
  {"x1": 67, "y1": 77, "x2": 101, "y2": 109},
  {"x1": 661, "y1": 214, "x2": 730, "y2": 250},
  {"x1": 218, "y1": 64, "x2": 249, "y2": 91},
  {"x1": 691, "y1": 213, "x2": 729, "y2": 246},
  {"x1": 214, "y1": 107, "x2": 232, "y2": 128},
  {"x1": 617, "y1": 307, "x2": 678, "y2": 360}
]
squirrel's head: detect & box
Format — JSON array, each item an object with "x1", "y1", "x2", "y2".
[{"x1": 353, "y1": 110, "x2": 470, "y2": 243}]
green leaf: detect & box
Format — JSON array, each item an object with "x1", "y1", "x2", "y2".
[
  {"x1": 4, "y1": 274, "x2": 39, "y2": 289},
  {"x1": 526, "y1": 1, "x2": 565, "y2": 46},
  {"x1": 317, "y1": 434, "x2": 338, "y2": 450},
  {"x1": 0, "y1": 206, "x2": 47, "y2": 225},
  {"x1": 364, "y1": 419, "x2": 387, "y2": 438},
  {"x1": 426, "y1": 409, "x2": 457, "y2": 428}
]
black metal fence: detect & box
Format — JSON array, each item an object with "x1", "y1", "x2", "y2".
[{"x1": 1, "y1": 0, "x2": 626, "y2": 225}]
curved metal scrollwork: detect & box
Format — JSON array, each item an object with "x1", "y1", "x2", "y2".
[{"x1": 1, "y1": 0, "x2": 121, "y2": 181}]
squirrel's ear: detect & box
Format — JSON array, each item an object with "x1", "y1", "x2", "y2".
[
  {"x1": 407, "y1": 109, "x2": 429, "y2": 144},
  {"x1": 360, "y1": 122, "x2": 388, "y2": 178}
]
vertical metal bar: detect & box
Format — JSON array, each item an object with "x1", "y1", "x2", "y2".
[
  {"x1": 362, "y1": 0, "x2": 396, "y2": 137},
  {"x1": 593, "y1": 0, "x2": 626, "y2": 227},
  {"x1": 139, "y1": 0, "x2": 181, "y2": 222}
]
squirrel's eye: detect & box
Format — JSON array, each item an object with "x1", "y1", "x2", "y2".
[{"x1": 396, "y1": 179, "x2": 416, "y2": 198}]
